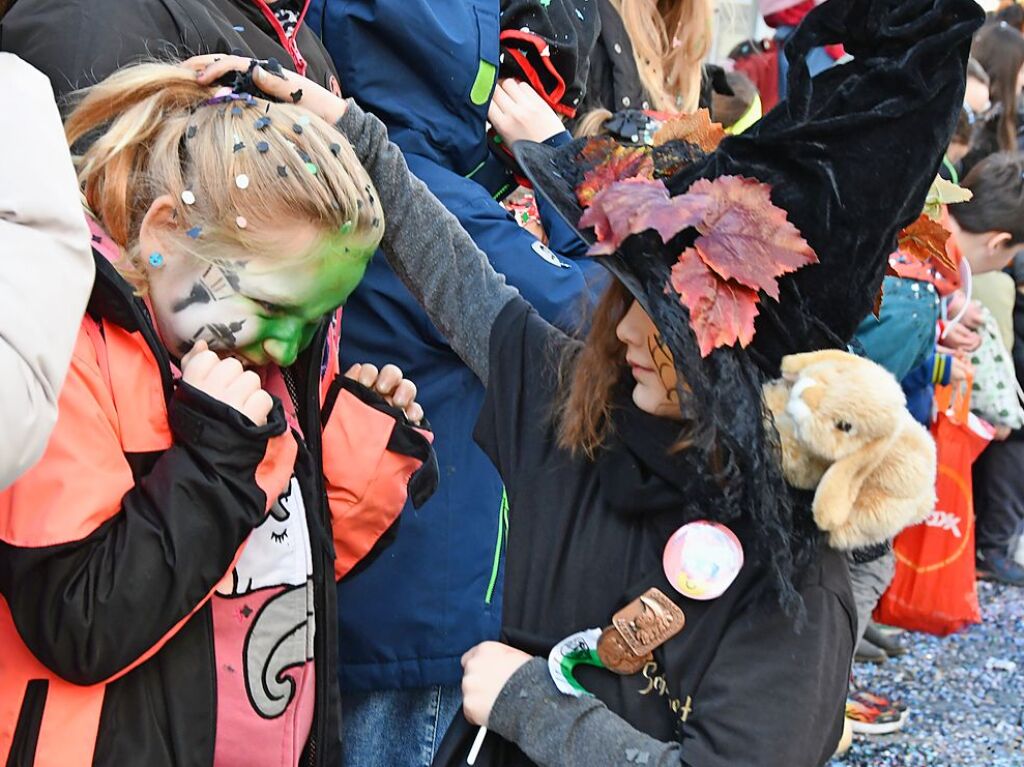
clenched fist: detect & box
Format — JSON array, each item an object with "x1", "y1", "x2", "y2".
[{"x1": 181, "y1": 341, "x2": 274, "y2": 426}]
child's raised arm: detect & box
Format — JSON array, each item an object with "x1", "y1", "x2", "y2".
[{"x1": 190, "y1": 56, "x2": 527, "y2": 385}]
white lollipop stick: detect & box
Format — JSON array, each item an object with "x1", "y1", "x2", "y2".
[{"x1": 467, "y1": 726, "x2": 487, "y2": 765}]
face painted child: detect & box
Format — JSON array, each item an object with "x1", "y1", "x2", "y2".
[
  {"x1": 141, "y1": 198, "x2": 377, "y2": 367},
  {"x1": 615, "y1": 298, "x2": 683, "y2": 420}
]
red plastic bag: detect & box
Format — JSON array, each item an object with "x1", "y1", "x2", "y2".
[{"x1": 875, "y1": 381, "x2": 992, "y2": 635}]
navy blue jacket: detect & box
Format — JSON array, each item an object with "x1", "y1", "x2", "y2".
[{"x1": 310, "y1": 0, "x2": 604, "y2": 692}]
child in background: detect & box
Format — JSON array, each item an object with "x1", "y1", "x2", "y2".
[
  {"x1": 711, "y1": 70, "x2": 762, "y2": 134},
  {"x1": 0, "y1": 63, "x2": 433, "y2": 767},
  {"x1": 970, "y1": 22, "x2": 1024, "y2": 153},
  {"x1": 945, "y1": 152, "x2": 1024, "y2": 584}
]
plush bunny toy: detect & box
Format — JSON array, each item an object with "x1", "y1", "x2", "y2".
[{"x1": 762, "y1": 350, "x2": 937, "y2": 550}]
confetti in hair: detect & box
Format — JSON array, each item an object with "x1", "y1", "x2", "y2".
[
  {"x1": 182, "y1": 190, "x2": 196, "y2": 205},
  {"x1": 235, "y1": 174, "x2": 250, "y2": 189}
]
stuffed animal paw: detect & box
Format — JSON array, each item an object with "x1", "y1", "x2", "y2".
[{"x1": 764, "y1": 349, "x2": 937, "y2": 550}]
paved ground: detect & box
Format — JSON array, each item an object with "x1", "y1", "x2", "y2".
[{"x1": 833, "y1": 581, "x2": 1024, "y2": 767}]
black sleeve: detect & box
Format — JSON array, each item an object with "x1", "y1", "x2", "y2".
[
  {"x1": 473, "y1": 297, "x2": 576, "y2": 486},
  {"x1": 489, "y1": 585, "x2": 854, "y2": 767},
  {"x1": 0, "y1": 383, "x2": 286, "y2": 686},
  {"x1": 0, "y1": 0, "x2": 202, "y2": 102}
]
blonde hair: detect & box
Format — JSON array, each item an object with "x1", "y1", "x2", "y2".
[
  {"x1": 611, "y1": 0, "x2": 712, "y2": 114},
  {"x1": 65, "y1": 62, "x2": 382, "y2": 291},
  {"x1": 573, "y1": 108, "x2": 615, "y2": 138}
]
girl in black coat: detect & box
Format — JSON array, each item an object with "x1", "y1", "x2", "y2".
[{"x1": 195, "y1": 0, "x2": 981, "y2": 762}]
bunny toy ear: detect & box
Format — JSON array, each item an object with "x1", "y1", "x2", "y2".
[{"x1": 812, "y1": 435, "x2": 892, "y2": 542}]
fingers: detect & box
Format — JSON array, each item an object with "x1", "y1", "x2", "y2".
[
  {"x1": 405, "y1": 402, "x2": 425, "y2": 426},
  {"x1": 204, "y1": 357, "x2": 245, "y2": 393},
  {"x1": 487, "y1": 99, "x2": 506, "y2": 128},
  {"x1": 180, "y1": 339, "x2": 209, "y2": 370},
  {"x1": 391, "y1": 379, "x2": 417, "y2": 408},
  {"x1": 344, "y1": 363, "x2": 363, "y2": 381},
  {"x1": 357, "y1": 363, "x2": 379, "y2": 389},
  {"x1": 491, "y1": 80, "x2": 516, "y2": 112},
  {"x1": 374, "y1": 364, "x2": 404, "y2": 397},
  {"x1": 224, "y1": 369, "x2": 263, "y2": 409},
  {"x1": 241, "y1": 390, "x2": 274, "y2": 427},
  {"x1": 182, "y1": 346, "x2": 221, "y2": 386}
]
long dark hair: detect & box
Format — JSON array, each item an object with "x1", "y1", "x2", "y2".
[{"x1": 972, "y1": 22, "x2": 1024, "y2": 151}]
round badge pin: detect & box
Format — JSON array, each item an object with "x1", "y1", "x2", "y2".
[{"x1": 662, "y1": 521, "x2": 744, "y2": 600}]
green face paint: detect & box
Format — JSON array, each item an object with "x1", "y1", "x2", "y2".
[{"x1": 150, "y1": 227, "x2": 375, "y2": 367}]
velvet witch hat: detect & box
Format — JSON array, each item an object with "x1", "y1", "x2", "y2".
[{"x1": 514, "y1": 0, "x2": 982, "y2": 604}]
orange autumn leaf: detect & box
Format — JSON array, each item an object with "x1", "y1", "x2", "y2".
[
  {"x1": 652, "y1": 109, "x2": 727, "y2": 152},
  {"x1": 575, "y1": 138, "x2": 654, "y2": 208},
  {"x1": 669, "y1": 248, "x2": 760, "y2": 357},
  {"x1": 898, "y1": 214, "x2": 958, "y2": 274}
]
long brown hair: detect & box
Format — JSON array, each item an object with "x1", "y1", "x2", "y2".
[
  {"x1": 555, "y1": 278, "x2": 698, "y2": 458},
  {"x1": 556, "y1": 280, "x2": 633, "y2": 457},
  {"x1": 972, "y1": 23, "x2": 1024, "y2": 151},
  {"x1": 65, "y1": 62, "x2": 382, "y2": 291},
  {"x1": 611, "y1": 0, "x2": 712, "y2": 113}
]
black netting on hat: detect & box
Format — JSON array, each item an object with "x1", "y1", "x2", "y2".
[{"x1": 516, "y1": 0, "x2": 983, "y2": 609}]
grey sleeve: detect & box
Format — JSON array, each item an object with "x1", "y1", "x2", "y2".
[
  {"x1": 488, "y1": 658, "x2": 680, "y2": 767},
  {"x1": 334, "y1": 101, "x2": 519, "y2": 384}
]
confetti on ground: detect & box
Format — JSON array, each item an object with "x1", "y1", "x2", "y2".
[{"x1": 833, "y1": 582, "x2": 1024, "y2": 767}]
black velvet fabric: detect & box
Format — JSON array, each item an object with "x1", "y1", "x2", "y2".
[{"x1": 514, "y1": 0, "x2": 983, "y2": 609}]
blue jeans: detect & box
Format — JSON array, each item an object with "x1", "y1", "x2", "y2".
[{"x1": 341, "y1": 684, "x2": 462, "y2": 767}]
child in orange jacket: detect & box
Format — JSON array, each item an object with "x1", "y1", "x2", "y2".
[{"x1": 0, "y1": 62, "x2": 435, "y2": 767}]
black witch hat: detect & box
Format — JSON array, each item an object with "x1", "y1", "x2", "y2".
[{"x1": 515, "y1": 0, "x2": 982, "y2": 606}]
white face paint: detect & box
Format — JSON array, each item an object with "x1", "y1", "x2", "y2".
[{"x1": 147, "y1": 222, "x2": 374, "y2": 366}]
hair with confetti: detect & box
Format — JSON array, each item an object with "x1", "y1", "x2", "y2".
[
  {"x1": 611, "y1": 0, "x2": 712, "y2": 114},
  {"x1": 65, "y1": 62, "x2": 382, "y2": 291}
]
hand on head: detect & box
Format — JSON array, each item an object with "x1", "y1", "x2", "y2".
[
  {"x1": 181, "y1": 341, "x2": 274, "y2": 426},
  {"x1": 487, "y1": 78, "x2": 566, "y2": 145},
  {"x1": 182, "y1": 54, "x2": 347, "y2": 125}
]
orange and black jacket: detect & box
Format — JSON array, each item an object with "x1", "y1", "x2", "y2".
[{"x1": 0, "y1": 249, "x2": 437, "y2": 766}]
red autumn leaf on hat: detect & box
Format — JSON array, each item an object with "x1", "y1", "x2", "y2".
[
  {"x1": 675, "y1": 176, "x2": 817, "y2": 299},
  {"x1": 581, "y1": 175, "x2": 817, "y2": 356},
  {"x1": 652, "y1": 109, "x2": 727, "y2": 152},
  {"x1": 580, "y1": 179, "x2": 679, "y2": 254},
  {"x1": 898, "y1": 214, "x2": 958, "y2": 274},
  {"x1": 669, "y1": 248, "x2": 760, "y2": 356},
  {"x1": 575, "y1": 138, "x2": 654, "y2": 208}
]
